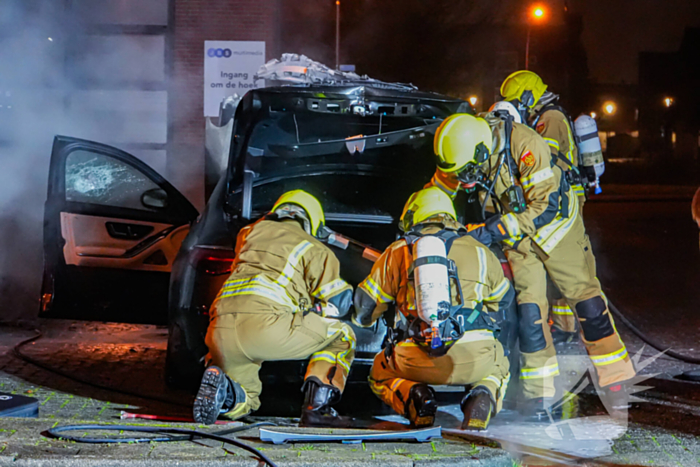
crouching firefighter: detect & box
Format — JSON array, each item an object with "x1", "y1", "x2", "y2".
[
  {"x1": 427, "y1": 112, "x2": 636, "y2": 418},
  {"x1": 352, "y1": 187, "x2": 514, "y2": 431},
  {"x1": 193, "y1": 190, "x2": 356, "y2": 427}
]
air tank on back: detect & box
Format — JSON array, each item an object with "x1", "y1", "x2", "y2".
[{"x1": 575, "y1": 115, "x2": 605, "y2": 194}]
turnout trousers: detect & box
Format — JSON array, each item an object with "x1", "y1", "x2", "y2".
[
  {"x1": 549, "y1": 195, "x2": 585, "y2": 333},
  {"x1": 369, "y1": 331, "x2": 510, "y2": 416},
  {"x1": 205, "y1": 304, "x2": 356, "y2": 419},
  {"x1": 505, "y1": 212, "x2": 636, "y2": 399}
]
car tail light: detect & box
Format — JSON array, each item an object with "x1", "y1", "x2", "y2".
[
  {"x1": 500, "y1": 258, "x2": 514, "y2": 282},
  {"x1": 190, "y1": 246, "x2": 236, "y2": 275}
]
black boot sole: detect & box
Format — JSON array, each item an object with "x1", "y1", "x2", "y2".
[
  {"x1": 461, "y1": 392, "x2": 493, "y2": 431},
  {"x1": 409, "y1": 399, "x2": 438, "y2": 428},
  {"x1": 193, "y1": 366, "x2": 227, "y2": 425}
]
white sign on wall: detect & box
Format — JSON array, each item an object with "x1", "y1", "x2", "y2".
[{"x1": 203, "y1": 40, "x2": 266, "y2": 117}]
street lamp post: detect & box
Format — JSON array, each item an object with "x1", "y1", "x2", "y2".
[
  {"x1": 335, "y1": 1, "x2": 340, "y2": 70},
  {"x1": 526, "y1": 6, "x2": 546, "y2": 70}
]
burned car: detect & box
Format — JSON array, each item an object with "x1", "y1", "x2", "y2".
[{"x1": 42, "y1": 66, "x2": 506, "y2": 408}]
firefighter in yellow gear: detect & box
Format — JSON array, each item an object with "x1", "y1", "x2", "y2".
[
  {"x1": 428, "y1": 113, "x2": 636, "y2": 417},
  {"x1": 352, "y1": 187, "x2": 513, "y2": 431},
  {"x1": 501, "y1": 71, "x2": 585, "y2": 340},
  {"x1": 193, "y1": 190, "x2": 356, "y2": 427}
]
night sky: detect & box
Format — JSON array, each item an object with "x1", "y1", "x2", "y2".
[{"x1": 571, "y1": 0, "x2": 700, "y2": 84}]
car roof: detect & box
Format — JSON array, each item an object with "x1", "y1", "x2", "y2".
[{"x1": 255, "y1": 83, "x2": 465, "y2": 105}]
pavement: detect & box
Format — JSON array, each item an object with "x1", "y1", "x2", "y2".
[{"x1": 1, "y1": 319, "x2": 700, "y2": 467}]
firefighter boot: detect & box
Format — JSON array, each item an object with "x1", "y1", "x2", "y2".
[
  {"x1": 551, "y1": 326, "x2": 577, "y2": 346},
  {"x1": 193, "y1": 366, "x2": 245, "y2": 425},
  {"x1": 405, "y1": 384, "x2": 438, "y2": 428},
  {"x1": 461, "y1": 386, "x2": 495, "y2": 431},
  {"x1": 299, "y1": 377, "x2": 354, "y2": 428},
  {"x1": 519, "y1": 397, "x2": 563, "y2": 422},
  {"x1": 601, "y1": 383, "x2": 630, "y2": 419}
]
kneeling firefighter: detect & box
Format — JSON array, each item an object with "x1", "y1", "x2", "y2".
[
  {"x1": 501, "y1": 71, "x2": 606, "y2": 342},
  {"x1": 352, "y1": 187, "x2": 514, "y2": 430},
  {"x1": 427, "y1": 112, "x2": 636, "y2": 417},
  {"x1": 193, "y1": 190, "x2": 356, "y2": 427}
]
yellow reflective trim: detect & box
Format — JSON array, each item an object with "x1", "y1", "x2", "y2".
[
  {"x1": 309, "y1": 353, "x2": 338, "y2": 367},
  {"x1": 565, "y1": 119, "x2": 575, "y2": 165},
  {"x1": 312, "y1": 278, "x2": 350, "y2": 300},
  {"x1": 551, "y1": 305, "x2": 574, "y2": 316},
  {"x1": 486, "y1": 277, "x2": 510, "y2": 302},
  {"x1": 532, "y1": 185, "x2": 579, "y2": 253},
  {"x1": 335, "y1": 325, "x2": 355, "y2": 373},
  {"x1": 590, "y1": 347, "x2": 628, "y2": 366},
  {"x1": 502, "y1": 212, "x2": 521, "y2": 237},
  {"x1": 390, "y1": 378, "x2": 407, "y2": 391},
  {"x1": 220, "y1": 276, "x2": 296, "y2": 308},
  {"x1": 543, "y1": 137, "x2": 560, "y2": 150},
  {"x1": 361, "y1": 277, "x2": 394, "y2": 304},
  {"x1": 521, "y1": 167, "x2": 555, "y2": 189},
  {"x1": 520, "y1": 363, "x2": 560, "y2": 379},
  {"x1": 499, "y1": 372, "x2": 511, "y2": 402},
  {"x1": 432, "y1": 173, "x2": 459, "y2": 198},
  {"x1": 475, "y1": 247, "x2": 487, "y2": 302},
  {"x1": 484, "y1": 375, "x2": 501, "y2": 388},
  {"x1": 277, "y1": 240, "x2": 313, "y2": 287}
]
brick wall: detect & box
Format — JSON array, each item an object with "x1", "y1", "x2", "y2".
[{"x1": 169, "y1": 0, "x2": 278, "y2": 209}]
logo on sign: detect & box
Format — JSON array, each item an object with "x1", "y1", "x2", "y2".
[{"x1": 207, "y1": 48, "x2": 232, "y2": 58}]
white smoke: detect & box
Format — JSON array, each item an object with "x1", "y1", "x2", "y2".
[{"x1": 0, "y1": 1, "x2": 178, "y2": 324}]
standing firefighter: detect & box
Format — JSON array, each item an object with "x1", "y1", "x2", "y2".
[
  {"x1": 193, "y1": 190, "x2": 356, "y2": 427},
  {"x1": 427, "y1": 112, "x2": 635, "y2": 417},
  {"x1": 353, "y1": 187, "x2": 514, "y2": 431},
  {"x1": 501, "y1": 71, "x2": 606, "y2": 342}
]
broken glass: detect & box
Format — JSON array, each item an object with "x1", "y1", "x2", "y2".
[{"x1": 65, "y1": 150, "x2": 160, "y2": 211}]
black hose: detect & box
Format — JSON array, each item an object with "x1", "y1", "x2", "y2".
[
  {"x1": 48, "y1": 424, "x2": 277, "y2": 467},
  {"x1": 608, "y1": 300, "x2": 700, "y2": 364}
]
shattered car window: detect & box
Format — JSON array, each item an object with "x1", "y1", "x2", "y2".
[{"x1": 65, "y1": 150, "x2": 160, "y2": 211}]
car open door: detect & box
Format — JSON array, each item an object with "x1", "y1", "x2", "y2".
[{"x1": 41, "y1": 136, "x2": 199, "y2": 324}]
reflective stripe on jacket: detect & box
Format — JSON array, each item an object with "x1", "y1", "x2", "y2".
[
  {"x1": 535, "y1": 108, "x2": 585, "y2": 197},
  {"x1": 212, "y1": 219, "x2": 352, "y2": 317}
]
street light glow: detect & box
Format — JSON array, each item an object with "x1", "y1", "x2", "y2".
[
  {"x1": 590, "y1": 112, "x2": 597, "y2": 119},
  {"x1": 664, "y1": 97, "x2": 674, "y2": 107},
  {"x1": 468, "y1": 95, "x2": 478, "y2": 106},
  {"x1": 603, "y1": 102, "x2": 617, "y2": 115},
  {"x1": 531, "y1": 5, "x2": 546, "y2": 20}
]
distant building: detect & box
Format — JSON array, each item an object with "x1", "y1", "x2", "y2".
[{"x1": 639, "y1": 27, "x2": 700, "y2": 160}]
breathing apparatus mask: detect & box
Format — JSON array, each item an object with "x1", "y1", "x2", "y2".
[{"x1": 454, "y1": 142, "x2": 489, "y2": 192}]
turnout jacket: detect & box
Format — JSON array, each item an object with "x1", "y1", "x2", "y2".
[
  {"x1": 428, "y1": 122, "x2": 578, "y2": 255},
  {"x1": 352, "y1": 223, "x2": 514, "y2": 334},
  {"x1": 533, "y1": 107, "x2": 585, "y2": 198},
  {"x1": 211, "y1": 219, "x2": 353, "y2": 318}
]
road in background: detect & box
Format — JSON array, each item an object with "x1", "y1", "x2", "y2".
[{"x1": 585, "y1": 191, "x2": 699, "y2": 355}]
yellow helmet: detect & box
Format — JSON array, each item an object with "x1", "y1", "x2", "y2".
[
  {"x1": 400, "y1": 187, "x2": 456, "y2": 232},
  {"x1": 271, "y1": 190, "x2": 325, "y2": 237},
  {"x1": 500, "y1": 70, "x2": 548, "y2": 108},
  {"x1": 434, "y1": 114, "x2": 493, "y2": 173}
]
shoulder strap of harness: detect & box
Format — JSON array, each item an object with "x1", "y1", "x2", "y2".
[
  {"x1": 404, "y1": 228, "x2": 464, "y2": 278},
  {"x1": 533, "y1": 103, "x2": 581, "y2": 155}
]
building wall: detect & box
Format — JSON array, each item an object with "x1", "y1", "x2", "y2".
[{"x1": 170, "y1": 0, "x2": 278, "y2": 210}]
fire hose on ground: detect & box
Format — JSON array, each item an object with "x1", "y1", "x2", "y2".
[
  {"x1": 606, "y1": 298, "x2": 700, "y2": 365},
  {"x1": 46, "y1": 423, "x2": 278, "y2": 467}
]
